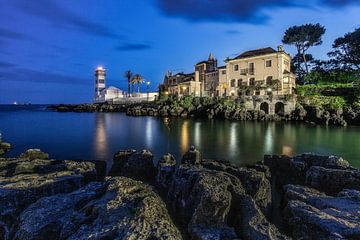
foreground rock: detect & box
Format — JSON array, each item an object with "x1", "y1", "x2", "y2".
[
  {"x1": 168, "y1": 164, "x2": 287, "y2": 240},
  {"x1": 15, "y1": 177, "x2": 182, "y2": 240},
  {"x1": 284, "y1": 185, "x2": 360, "y2": 239},
  {"x1": 264, "y1": 153, "x2": 358, "y2": 195},
  {"x1": 0, "y1": 151, "x2": 101, "y2": 240}
]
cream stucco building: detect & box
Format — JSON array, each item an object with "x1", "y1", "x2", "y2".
[{"x1": 223, "y1": 46, "x2": 295, "y2": 97}]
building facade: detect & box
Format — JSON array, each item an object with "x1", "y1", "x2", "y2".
[
  {"x1": 224, "y1": 46, "x2": 295, "y2": 97},
  {"x1": 160, "y1": 46, "x2": 297, "y2": 114}
]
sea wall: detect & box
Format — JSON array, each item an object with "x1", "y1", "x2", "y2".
[{"x1": 1, "y1": 144, "x2": 360, "y2": 239}]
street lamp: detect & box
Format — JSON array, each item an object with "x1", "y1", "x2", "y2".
[{"x1": 146, "y1": 81, "x2": 150, "y2": 101}]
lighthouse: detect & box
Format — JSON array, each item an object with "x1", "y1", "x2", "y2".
[{"x1": 94, "y1": 66, "x2": 106, "y2": 102}]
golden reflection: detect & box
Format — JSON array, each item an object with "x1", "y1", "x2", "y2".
[
  {"x1": 180, "y1": 120, "x2": 189, "y2": 155},
  {"x1": 94, "y1": 114, "x2": 108, "y2": 160},
  {"x1": 282, "y1": 145, "x2": 294, "y2": 156}
]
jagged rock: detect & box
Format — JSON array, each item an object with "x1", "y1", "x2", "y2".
[
  {"x1": 264, "y1": 154, "x2": 306, "y2": 186},
  {"x1": 19, "y1": 149, "x2": 49, "y2": 160},
  {"x1": 0, "y1": 157, "x2": 99, "y2": 240},
  {"x1": 156, "y1": 153, "x2": 177, "y2": 189},
  {"x1": 181, "y1": 146, "x2": 202, "y2": 165},
  {"x1": 168, "y1": 165, "x2": 243, "y2": 239},
  {"x1": 306, "y1": 166, "x2": 360, "y2": 195},
  {"x1": 284, "y1": 185, "x2": 360, "y2": 239},
  {"x1": 109, "y1": 149, "x2": 156, "y2": 182},
  {"x1": 109, "y1": 149, "x2": 136, "y2": 176},
  {"x1": 15, "y1": 177, "x2": 183, "y2": 240},
  {"x1": 202, "y1": 160, "x2": 272, "y2": 216},
  {"x1": 264, "y1": 153, "x2": 351, "y2": 188},
  {"x1": 168, "y1": 164, "x2": 287, "y2": 240}
]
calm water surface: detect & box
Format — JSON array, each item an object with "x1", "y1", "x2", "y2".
[{"x1": 1, "y1": 105, "x2": 359, "y2": 167}]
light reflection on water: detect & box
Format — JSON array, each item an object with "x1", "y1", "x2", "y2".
[{"x1": 1, "y1": 109, "x2": 360, "y2": 167}]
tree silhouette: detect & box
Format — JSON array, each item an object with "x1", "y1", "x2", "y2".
[{"x1": 282, "y1": 23, "x2": 326, "y2": 82}]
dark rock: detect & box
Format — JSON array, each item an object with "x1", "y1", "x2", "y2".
[
  {"x1": 264, "y1": 153, "x2": 351, "y2": 188},
  {"x1": 16, "y1": 177, "x2": 183, "y2": 240},
  {"x1": 168, "y1": 165, "x2": 243, "y2": 239},
  {"x1": 306, "y1": 166, "x2": 360, "y2": 195},
  {"x1": 181, "y1": 146, "x2": 202, "y2": 165},
  {"x1": 109, "y1": 149, "x2": 156, "y2": 182},
  {"x1": 0, "y1": 156, "x2": 99, "y2": 239},
  {"x1": 202, "y1": 160, "x2": 272, "y2": 216},
  {"x1": 284, "y1": 185, "x2": 360, "y2": 239},
  {"x1": 156, "y1": 153, "x2": 177, "y2": 189},
  {"x1": 108, "y1": 149, "x2": 136, "y2": 176}
]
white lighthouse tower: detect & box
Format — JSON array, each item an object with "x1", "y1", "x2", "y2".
[{"x1": 94, "y1": 66, "x2": 106, "y2": 102}]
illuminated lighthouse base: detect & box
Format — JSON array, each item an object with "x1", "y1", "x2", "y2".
[{"x1": 93, "y1": 66, "x2": 125, "y2": 103}]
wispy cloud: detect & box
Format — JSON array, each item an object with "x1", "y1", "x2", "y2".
[
  {"x1": 0, "y1": 67, "x2": 88, "y2": 85},
  {"x1": 0, "y1": 27, "x2": 29, "y2": 40},
  {"x1": 0, "y1": 61, "x2": 17, "y2": 68},
  {"x1": 155, "y1": 0, "x2": 360, "y2": 24},
  {"x1": 12, "y1": 0, "x2": 122, "y2": 39},
  {"x1": 115, "y1": 43, "x2": 153, "y2": 51}
]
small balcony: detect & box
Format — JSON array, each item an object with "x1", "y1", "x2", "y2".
[{"x1": 240, "y1": 68, "x2": 255, "y2": 75}]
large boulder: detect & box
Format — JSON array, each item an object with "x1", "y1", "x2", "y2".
[
  {"x1": 0, "y1": 154, "x2": 99, "y2": 240},
  {"x1": 109, "y1": 149, "x2": 156, "y2": 183},
  {"x1": 202, "y1": 160, "x2": 272, "y2": 216},
  {"x1": 156, "y1": 153, "x2": 177, "y2": 189},
  {"x1": 168, "y1": 164, "x2": 286, "y2": 240},
  {"x1": 15, "y1": 177, "x2": 183, "y2": 240},
  {"x1": 168, "y1": 165, "x2": 243, "y2": 239},
  {"x1": 284, "y1": 185, "x2": 360, "y2": 239}
]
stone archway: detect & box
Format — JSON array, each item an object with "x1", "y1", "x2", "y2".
[
  {"x1": 275, "y1": 102, "x2": 285, "y2": 116},
  {"x1": 260, "y1": 102, "x2": 269, "y2": 114}
]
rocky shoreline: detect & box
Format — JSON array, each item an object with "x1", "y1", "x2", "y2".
[
  {"x1": 48, "y1": 101, "x2": 360, "y2": 126},
  {"x1": 1, "y1": 144, "x2": 360, "y2": 239}
]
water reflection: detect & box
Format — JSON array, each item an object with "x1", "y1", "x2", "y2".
[
  {"x1": 2, "y1": 108, "x2": 360, "y2": 168},
  {"x1": 180, "y1": 120, "x2": 189, "y2": 155},
  {"x1": 93, "y1": 113, "x2": 108, "y2": 160}
]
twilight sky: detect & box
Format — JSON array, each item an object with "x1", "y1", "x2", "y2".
[{"x1": 0, "y1": 0, "x2": 359, "y2": 104}]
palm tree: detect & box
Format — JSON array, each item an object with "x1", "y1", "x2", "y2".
[
  {"x1": 124, "y1": 70, "x2": 133, "y2": 97},
  {"x1": 131, "y1": 74, "x2": 144, "y2": 96}
]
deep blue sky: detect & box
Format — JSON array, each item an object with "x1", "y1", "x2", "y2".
[{"x1": 0, "y1": 0, "x2": 359, "y2": 104}]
